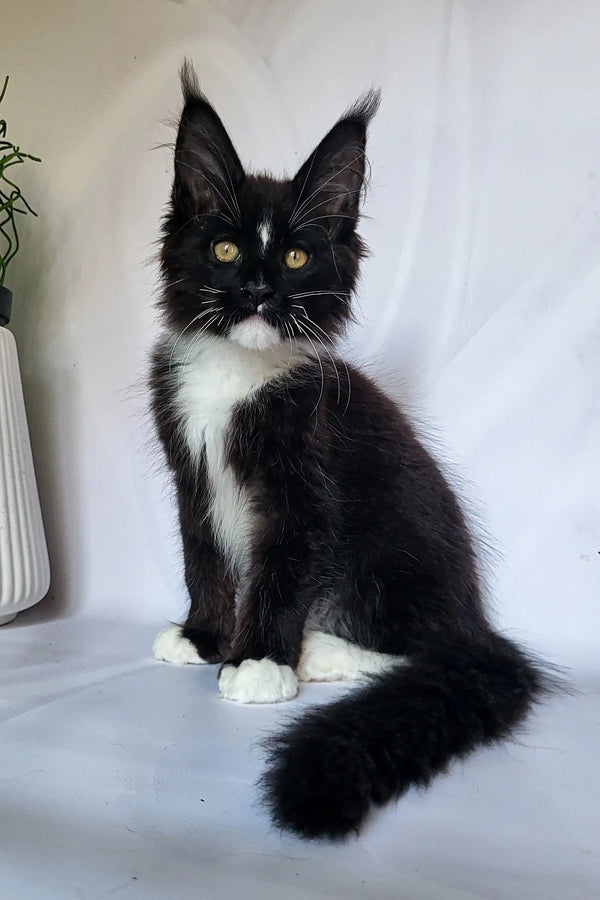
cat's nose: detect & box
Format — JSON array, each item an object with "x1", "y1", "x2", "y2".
[{"x1": 242, "y1": 282, "x2": 274, "y2": 307}]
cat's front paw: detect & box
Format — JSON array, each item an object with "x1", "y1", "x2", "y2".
[
  {"x1": 152, "y1": 625, "x2": 208, "y2": 665},
  {"x1": 218, "y1": 659, "x2": 298, "y2": 703}
]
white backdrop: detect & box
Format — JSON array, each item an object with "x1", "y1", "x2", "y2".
[
  {"x1": 3, "y1": 4, "x2": 600, "y2": 899},
  {"x1": 3, "y1": 0, "x2": 599, "y2": 664}
]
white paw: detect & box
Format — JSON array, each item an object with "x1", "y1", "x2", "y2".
[
  {"x1": 152, "y1": 625, "x2": 207, "y2": 665},
  {"x1": 218, "y1": 659, "x2": 298, "y2": 703},
  {"x1": 297, "y1": 630, "x2": 401, "y2": 682}
]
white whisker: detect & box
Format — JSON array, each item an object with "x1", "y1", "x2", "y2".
[
  {"x1": 289, "y1": 150, "x2": 365, "y2": 226},
  {"x1": 289, "y1": 313, "x2": 325, "y2": 425},
  {"x1": 167, "y1": 212, "x2": 205, "y2": 241},
  {"x1": 292, "y1": 213, "x2": 357, "y2": 227},
  {"x1": 289, "y1": 150, "x2": 318, "y2": 225},
  {"x1": 289, "y1": 291, "x2": 350, "y2": 299},
  {"x1": 168, "y1": 307, "x2": 222, "y2": 374},
  {"x1": 178, "y1": 159, "x2": 239, "y2": 224},
  {"x1": 302, "y1": 315, "x2": 352, "y2": 415},
  {"x1": 291, "y1": 189, "x2": 363, "y2": 232},
  {"x1": 295, "y1": 315, "x2": 342, "y2": 406},
  {"x1": 199, "y1": 211, "x2": 237, "y2": 228},
  {"x1": 177, "y1": 314, "x2": 220, "y2": 389},
  {"x1": 207, "y1": 141, "x2": 242, "y2": 222},
  {"x1": 168, "y1": 310, "x2": 213, "y2": 373},
  {"x1": 162, "y1": 277, "x2": 188, "y2": 290},
  {"x1": 281, "y1": 317, "x2": 295, "y2": 366}
]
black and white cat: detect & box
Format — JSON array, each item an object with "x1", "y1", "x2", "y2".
[{"x1": 150, "y1": 63, "x2": 548, "y2": 839}]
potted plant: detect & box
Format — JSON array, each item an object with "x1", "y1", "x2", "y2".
[
  {"x1": 0, "y1": 76, "x2": 41, "y2": 324},
  {"x1": 0, "y1": 75, "x2": 50, "y2": 624}
]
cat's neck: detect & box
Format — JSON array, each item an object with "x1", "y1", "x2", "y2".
[
  {"x1": 167, "y1": 331, "x2": 312, "y2": 466},
  {"x1": 168, "y1": 330, "x2": 312, "y2": 392}
]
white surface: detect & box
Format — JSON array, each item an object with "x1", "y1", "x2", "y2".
[
  {"x1": 1, "y1": 0, "x2": 599, "y2": 896},
  {"x1": 1, "y1": 616, "x2": 599, "y2": 900}
]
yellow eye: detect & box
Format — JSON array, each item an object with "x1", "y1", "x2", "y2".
[
  {"x1": 284, "y1": 248, "x2": 309, "y2": 269},
  {"x1": 213, "y1": 240, "x2": 240, "y2": 263}
]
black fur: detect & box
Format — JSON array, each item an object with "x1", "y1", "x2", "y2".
[
  {"x1": 150, "y1": 62, "x2": 552, "y2": 840},
  {"x1": 261, "y1": 633, "x2": 548, "y2": 839}
]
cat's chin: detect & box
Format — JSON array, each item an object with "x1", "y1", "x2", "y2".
[{"x1": 228, "y1": 316, "x2": 282, "y2": 352}]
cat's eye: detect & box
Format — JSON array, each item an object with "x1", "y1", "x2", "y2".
[
  {"x1": 213, "y1": 240, "x2": 240, "y2": 263},
  {"x1": 283, "y1": 248, "x2": 309, "y2": 269}
]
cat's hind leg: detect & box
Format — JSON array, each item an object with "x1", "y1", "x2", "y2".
[{"x1": 297, "y1": 630, "x2": 402, "y2": 683}]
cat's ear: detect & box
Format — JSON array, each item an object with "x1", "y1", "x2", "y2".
[
  {"x1": 172, "y1": 61, "x2": 244, "y2": 219},
  {"x1": 291, "y1": 90, "x2": 380, "y2": 230}
]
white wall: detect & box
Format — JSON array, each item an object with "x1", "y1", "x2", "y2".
[{"x1": 3, "y1": 0, "x2": 599, "y2": 664}]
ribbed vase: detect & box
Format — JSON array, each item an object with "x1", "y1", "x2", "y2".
[{"x1": 0, "y1": 325, "x2": 50, "y2": 624}]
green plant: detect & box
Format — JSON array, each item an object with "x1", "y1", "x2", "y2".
[{"x1": 0, "y1": 75, "x2": 41, "y2": 289}]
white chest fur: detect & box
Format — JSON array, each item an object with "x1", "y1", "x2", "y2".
[{"x1": 171, "y1": 333, "x2": 305, "y2": 577}]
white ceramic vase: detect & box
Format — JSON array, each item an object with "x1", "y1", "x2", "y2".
[{"x1": 0, "y1": 296, "x2": 50, "y2": 624}]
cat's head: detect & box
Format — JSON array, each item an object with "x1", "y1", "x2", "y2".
[{"x1": 160, "y1": 62, "x2": 379, "y2": 353}]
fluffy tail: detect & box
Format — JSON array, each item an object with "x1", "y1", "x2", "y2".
[{"x1": 260, "y1": 632, "x2": 554, "y2": 839}]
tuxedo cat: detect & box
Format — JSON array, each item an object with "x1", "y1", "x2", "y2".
[{"x1": 150, "y1": 62, "x2": 548, "y2": 839}]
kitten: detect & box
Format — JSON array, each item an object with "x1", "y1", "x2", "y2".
[{"x1": 150, "y1": 62, "x2": 549, "y2": 840}]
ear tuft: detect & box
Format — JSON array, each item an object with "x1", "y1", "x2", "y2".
[
  {"x1": 180, "y1": 58, "x2": 201, "y2": 103},
  {"x1": 341, "y1": 88, "x2": 381, "y2": 131},
  {"x1": 291, "y1": 90, "x2": 381, "y2": 231},
  {"x1": 172, "y1": 61, "x2": 244, "y2": 219}
]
